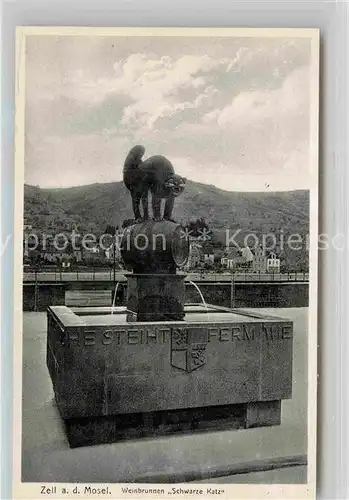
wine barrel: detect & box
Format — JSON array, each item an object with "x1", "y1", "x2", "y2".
[{"x1": 120, "y1": 220, "x2": 189, "y2": 273}]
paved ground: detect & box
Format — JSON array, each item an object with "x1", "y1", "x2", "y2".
[
  {"x1": 21, "y1": 308, "x2": 307, "y2": 484},
  {"x1": 195, "y1": 466, "x2": 307, "y2": 484}
]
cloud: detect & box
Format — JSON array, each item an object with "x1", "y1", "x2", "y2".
[
  {"x1": 204, "y1": 66, "x2": 309, "y2": 128},
  {"x1": 115, "y1": 54, "x2": 232, "y2": 129},
  {"x1": 31, "y1": 52, "x2": 232, "y2": 135},
  {"x1": 149, "y1": 65, "x2": 311, "y2": 190},
  {"x1": 24, "y1": 35, "x2": 313, "y2": 191}
]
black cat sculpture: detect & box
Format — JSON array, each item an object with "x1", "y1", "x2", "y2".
[{"x1": 123, "y1": 145, "x2": 186, "y2": 223}]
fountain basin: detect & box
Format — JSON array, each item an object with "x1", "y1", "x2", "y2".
[{"x1": 47, "y1": 304, "x2": 293, "y2": 447}]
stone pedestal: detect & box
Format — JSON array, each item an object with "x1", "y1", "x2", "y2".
[
  {"x1": 126, "y1": 274, "x2": 186, "y2": 322},
  {"x1": 46, "y1": 305, "x2": 293, "y2": 447},
  {"x1": 63, "y1": 402, "x2": 281, "y2": 448},
  {"x1": 121, "y1": 220, "x2": 189, "y2": 322}
]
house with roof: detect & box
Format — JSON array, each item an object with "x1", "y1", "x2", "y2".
[
  {"x1": 184, "y1": 241, "x2": 204, "y2": 270},
  {"x1": 105, "y1": 243, "x2": 121, "y2": 262},
  {"x1": 202, "y1": 242, "x2": 215, "y2": 265},
  {"x1": 221, "y1": 246, "x2": 253, "y2": 271},
  {"x1": 82, "y1": 244, "x2": 107, "y2": 265},
  {"x1": 40, "y1": 244, "x2": 82, "y2": 265},
  {"x1": 39, "y1": 241, "x2": 65, "y2": 263},
  {"x1": 221, "y1": 248, "x2": 238, "y2": 269},
  {"x1": 23, "y1": 217, "x2": 32, "y2": 232},
  {"x1": 266, "y1": 252, "x2": 280, "y2": 273},
  {"x1": 252, "y1": 245, "x2": 267, "y2": 273},
  {"x1": 251, "y1": 246, "x2": 281, "y2": 273}
]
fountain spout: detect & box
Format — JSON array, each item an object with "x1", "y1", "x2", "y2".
[
  {"x1": 111, "y1": 282, "x2": 119, "y2": 315},
  {"x1": 189, "y1": 280, "x2": 208, "y2": 313}
]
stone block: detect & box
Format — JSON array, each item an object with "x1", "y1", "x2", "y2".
[
  {"x1": 46, "y1": 305, "x2": 293, "y2": 446},
  {"x1": 126, "y1": 274, "x2": 186, "y2": 322}
]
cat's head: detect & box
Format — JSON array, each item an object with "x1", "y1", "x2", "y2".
[{"x1": 165, "y1": 175, "x2": 186, "y2": 197}]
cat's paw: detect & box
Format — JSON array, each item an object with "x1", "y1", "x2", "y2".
[{"x1": 153, "y1": 216, "x2": 164, "y2": 222}]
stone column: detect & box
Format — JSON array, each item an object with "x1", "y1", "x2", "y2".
[{"x1": 120, "y1": 220, "x2": 189, "y2": 322}]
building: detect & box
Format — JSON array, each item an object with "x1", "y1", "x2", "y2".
[
  {"x1": 40, "y1": 247, "x2": 82, "y2": 265},
  {"x1": 185, "y1": 242, "x2": 203, "y2": 270},
  {"x1": 82, "y1": 245, "x2": 106, "y2": 264},
  {"x1": 252, "y1": 245, "x2": 267, "y2": 273},
  {"x1": 23, "y1": 218, "x2": 32, "y2": 232},
  {"x1": 221, "y1": 248, "x2": 239, "y2": 270},
  {"x1": 251, "y1": 246, "x2": 281, "y2": 273},
  {"x1": 41, "y1": 249, "x2": 69, "y2": 263},
  {"x1": 202, "y1": 243, "x2": 215, "y2": 266},
  {"x1": 42, "y1": 251, "x2": 58, "y2": 263},
  {"x1": 241, "y1": 246, "x2": 254, "y2": 264},
  {"x1": 221, "y1": 246, "x2": 253, "y2": 271},
  {"x1": 221, "y1": 247, "x2": 234, "y2": 266},
  {"x1": 38, "y1": 237, "x2": 83, "y2": 264},
  {"x1": 267, "y1": 252, "x2": 281, "y2": 273},
  {"x1": 105, "y1": 243, "x2": 121, "y2": 262},
  {"x1": 61, "y1": 255, "x2": 72, "y2": 270}
]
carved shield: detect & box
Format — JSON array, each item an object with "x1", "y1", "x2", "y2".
[{"x1": 171, "y1": 327, "x2": 207, "y2": 373}]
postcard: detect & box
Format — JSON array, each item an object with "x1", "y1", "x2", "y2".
[{"x1": 13, "y1": 27, "x2": 319, "y2": 499}]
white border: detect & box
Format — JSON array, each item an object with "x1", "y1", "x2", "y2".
[{"x1": 12, "y1": 26, "x2": 319, "y2": 500}]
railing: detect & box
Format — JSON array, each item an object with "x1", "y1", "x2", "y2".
[
  {"x1": 184, "y1": 272, "x2": 309, "y2": 282},
  {"x1": 23, "y1": 269, "x2": 309, "y2": 283}
]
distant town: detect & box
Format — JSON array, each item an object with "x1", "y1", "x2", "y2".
[{"x1": 23, "y1": 215, "x2": 307, "y2": 275}]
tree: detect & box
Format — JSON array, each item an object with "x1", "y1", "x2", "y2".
[
  {"x1": 105, "y1": 225, "x2": 118, "y2": 235},
  {"x1": 185, "y1": 217, "x2": 210, "y2": 238},
  {"x1": 214, "y1": 249, "x2": 224, "y2": 262},
  {"x1": 122, "y1": 219, "x2": 134, "y2": 229}
]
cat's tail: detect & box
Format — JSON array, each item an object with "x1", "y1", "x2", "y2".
[{"x1": 124, "y1": 145, "x2": 145, "y2": 171}]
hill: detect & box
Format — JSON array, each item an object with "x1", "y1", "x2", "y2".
[{"x1": 24, "y1": 181, "x2": 310, "y2": 270}]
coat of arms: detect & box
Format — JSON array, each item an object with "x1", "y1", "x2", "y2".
[{"x1": 171, "y1": 327, "x2": 207, "y2": 372}]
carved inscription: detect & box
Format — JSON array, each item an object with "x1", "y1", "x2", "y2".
[
  {"x1": 262, "y1": 323, "x2": 293, "y2": 341},
  {"x1": 207, "y1": 325, "x2": 255, "y2": 342},
  {"x1": 59, "y1": 327, "x2": 171, "y2": 347},
  {"x1": 57, "y1": 322, "x2": 292, "y2": 348}
]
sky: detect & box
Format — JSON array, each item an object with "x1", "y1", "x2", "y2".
[{"x1": 24, "y1": 34, "x2": 314, "y2": 192}]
